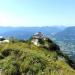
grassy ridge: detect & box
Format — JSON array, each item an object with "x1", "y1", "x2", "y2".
[{"x1": 0, "y1": 40, "x2": 75, "y2": 75}]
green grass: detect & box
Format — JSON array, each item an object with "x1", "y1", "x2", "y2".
[{"x1": 0, "y1": 40, "x2": 75, "y2": 75}]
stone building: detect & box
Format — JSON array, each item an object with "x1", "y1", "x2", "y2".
[{"x1": 31, "y1": 32, "x2": 46, "y2": 46}]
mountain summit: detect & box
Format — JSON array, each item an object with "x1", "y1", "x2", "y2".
[
  {"x1": 0, "y1": 33, "x2": 75, "y2": 75},
  {"x1": 31, "y1": 32, "x2": 48, "y2": 46},
  {"x1": 31, "y1": 32, "x2": 60, "y2": 51}
]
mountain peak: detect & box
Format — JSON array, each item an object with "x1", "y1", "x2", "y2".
[
  {"x1": 0, "y1": 33, "x2": 75, "y2": 75},
  {"x1": 31, "y1": 32, "x2": 46, "y2": 46},
  {"x1": 31, "y1": 32, "x2": 60, "y2": 51},
  {"x1": 32, "y1": 32, "x2": 44, "y2": 38}
]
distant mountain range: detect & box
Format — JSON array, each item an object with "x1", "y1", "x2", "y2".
[
  {"x1": 0, "y1": 26, "x2": 65, "y2": 39},
  {"x1": 0, "y1": 26, "x2": 75, "y2": 61},
  {"x1": 54, "y1": 26, "x2": 75, "y2": 61},
  {"x1": 54, "y1": 26, "x2": 75, "y2": 44}
]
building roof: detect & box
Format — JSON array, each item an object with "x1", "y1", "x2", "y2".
[{"x1": 33, "y1": 32, "x2": 44, "y2": 38}]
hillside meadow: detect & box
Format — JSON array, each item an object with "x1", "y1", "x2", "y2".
[{"x1": 0, "y1": 39, "x2": 75, "y2": 75}]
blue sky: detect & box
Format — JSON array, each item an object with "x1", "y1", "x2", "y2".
[{"x1": 0, "y1": 0, "x2": 75, "y2": 27}]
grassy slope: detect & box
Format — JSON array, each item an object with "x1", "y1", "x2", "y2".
[{"x1": 0, "y1": 40, "x2": 75, "y2": 75}]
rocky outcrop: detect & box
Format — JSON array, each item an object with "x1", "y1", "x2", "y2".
[
  {"x1": 0, "y1": 36, "x2": 9, "y2": 44},
  {"x1": 31, "y1": 32, "x2": 60, "y2": 51}
]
